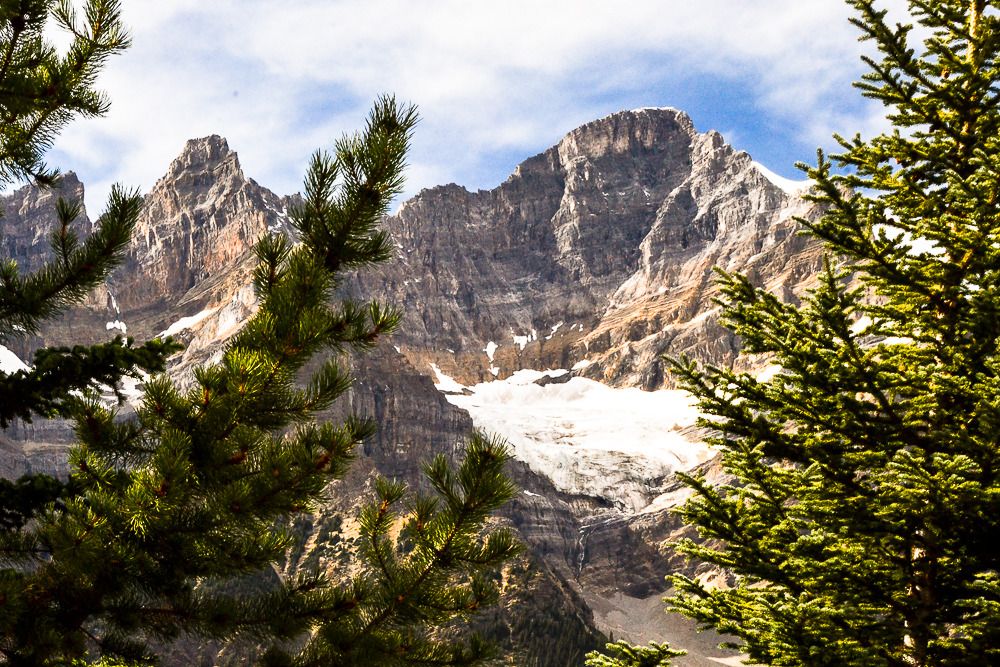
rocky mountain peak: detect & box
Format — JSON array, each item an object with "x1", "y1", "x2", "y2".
[
  {"x1": 108, "y1": 135, "x2": 288, "y2": 317},
  {"x1": 352, "y1": 105, "x2": 824, "y2": 397},
  {"x1": 0, "y1": 171, "x2": 89, "y2": 278},
  {"x1": 3, "y1": 169, "x2": 85, "y2": 210},
  {"x1": 1, "y1": 106, "x2": 833, "y2": 666},
  {"x1": 556, "y1": 107, "x2": 696, "y2": 163},
  {"x1": 165, "y1": 135, "x2": 237, "y2": 179},
  {"x1": 55, "y1": 170, "x2": 83, "y2": 190}
]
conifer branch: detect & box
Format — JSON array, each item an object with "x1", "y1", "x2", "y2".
[{"x1": 666, "y1": 2, "x2": 1000, "y2": 664}]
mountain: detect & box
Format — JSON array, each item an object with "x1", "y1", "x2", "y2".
[
  {"x1": 0, "y1": 108, "x2": 824, "y2": 665},
  {"x1": 362, "y1": 108, "x2": 821, "y2": 388}
]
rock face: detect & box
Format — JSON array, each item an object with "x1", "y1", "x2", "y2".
[
  {"x1": 354, "y1": 108, "x2": 823, "y2": 392},
  {"x1": 0, "y1": 172, "x2": 88, "y2": 275},
  {"x1": 109, "y1": 135, "x2": 293, "y2": 336},
  {"x1": 0, "y1": 108, "x2": 827, "y2": 665}
]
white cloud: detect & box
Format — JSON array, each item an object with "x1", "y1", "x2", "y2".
[{"x1": 39, "y1": 0, "x2": 911, "y2": 212}]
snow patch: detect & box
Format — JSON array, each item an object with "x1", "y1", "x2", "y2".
[
  {"x1": 0, "y1": 345, "x2": 29, "y2": 374},
  {"x1": 428, "y1": 363, "x2": 466, "y2": 393},
  {"x1": 545, "y1": 322, "x2": 564, "y2": 340},
  {"x1": 118, "y1": 370, "x2": 149, "y2": 404},
  {"x1": 160, "y1": 307, "x2": 218, "y2": 338},
  {"x1": 752, "y1": 161, "x2": 811, "y2": 194},
  {"x1": 444, "y1": 369, "x2": 710, "y2": 512},
  {"x1": 511, "y1": 329, "x2": 537, "y2": 350},
  {"x1": 571, "y1": 359, "x2": 592, "y2": 371},
  {"x1": 484, "y1": 341, "x2": 498, "y2": 362},
  {"x1": 106, "y1": 320, "x2": 127, "y2": 334},
  {"x1": 265, "y1": 202, "x2": 288, "y2": 233}
]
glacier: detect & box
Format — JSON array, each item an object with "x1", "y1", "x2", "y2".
[{"x1": 433, "y1": 367, "x2": 711, "y2": 512}]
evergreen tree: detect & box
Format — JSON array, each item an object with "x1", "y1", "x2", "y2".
[
  {"x1": 1, "y1": 0, "x2": 178, "y2": 593},
  {"x1": 0, "y1": 0, "x2": 176, "y2": 426},
  {"x1": 0, "y1": 0, "x2": 130, "y2": 186},
  {"x1": 0, "y1": 3, "x2": 518, "y2": 665},
  {"x1": 583, "y1": 640, "x2": 683, "y2": 667},
  {"x1": 667, "y1": 1, "x2": 1000, "y2": 665}
]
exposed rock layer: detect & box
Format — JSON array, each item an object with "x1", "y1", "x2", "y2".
[{"x1": 354, "y1": 109, "x2": 823, "y2": 391}]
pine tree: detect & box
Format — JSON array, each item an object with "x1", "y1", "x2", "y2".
[
  {"x1": 0, "y1": 0, "x2": 130, "y2": 186},
  {"x1": 0, "y1": 0, "x2": 176, "y2": 426},
  {"x1": 668, "y1": 1, "x2": 1000, "y2": 665},
  {"x1": 1, "y1": 0, "x2": 178, "y2": 601},
  {"x1": 583, "y1": 640, "x2": 683, "y2": 667},
  {"x1": 0, "y1": 3, "x2": 519, "y2": 665}
]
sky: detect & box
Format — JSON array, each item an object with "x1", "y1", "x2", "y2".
[{"x1": 42, "y1": 0, "x2": 908, "y2": 214}]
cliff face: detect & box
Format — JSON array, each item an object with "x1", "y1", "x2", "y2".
[
  {"x1": 350, "y1": 109, "x2": 822, "y2": 396},
  {"x1": 0, "y1": 172, "x2": 88, "y2": 275},
  {"x1": 112, "y1": 135, "x2": 289, "y2": 316},
  {"x1": 0, "y1": 108, "x2": 825, "y2": 665}
]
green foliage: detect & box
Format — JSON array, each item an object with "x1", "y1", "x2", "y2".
[
  {"x1": 668, "y1": 1, "x2": 1000, "y2": 666},
  {"x1": 0, "y1": 187, "x2": 142, "y2": 337},
  {"x1": 0, "y1": 0, "x2": 130, "y2": 186},
  {"x1": 0, "y1": 1, "x2": 177, "y2": 584},
  {"x1": 0, "y1": 334, "x2": 180, "y2": 427},
  {"x1": 265, "y1": 431, "x2": 519, "y2": 667},
  {"x1": 0, "y1": 0, "x2": 176, "y2": 429},
  {"x1": 584, "y1": 641, "x2": 683, "y2": 667},
  {"x1": 0, "y1": 186, "x2": 179, "y2": 428}
]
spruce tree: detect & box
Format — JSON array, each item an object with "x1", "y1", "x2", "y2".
[
  {"x1": 0, "y1": 3, "x2": 518, "y2": 665},
  {"x1": 668, "y1": 1, "x2": 1000, "y2": 665}
]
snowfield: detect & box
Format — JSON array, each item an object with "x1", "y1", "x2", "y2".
[
  {"x1": 0, "y1": 345, "x2": 28, "y2": 374},
  {"x1": 433, "y1": 368, "x2": 711, "y2": 512},
  {"x1": 159, "y1": 307, "x2": 218, "y2": 338},
  {"x1": 752, "y1": 161, "x2": 811, "y2": 194}
]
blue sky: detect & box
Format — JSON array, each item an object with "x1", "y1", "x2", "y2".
[{"x1": 44, "y1": 0, "x2": 906, "y2": 213}]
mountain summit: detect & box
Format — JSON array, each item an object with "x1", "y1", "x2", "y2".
[
  {"x1": 354, "y1": 107, "x2": 823, "y2": 392},
  {"x1": 165, "y1": 134, "x2": 236, "y2": 178}
]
